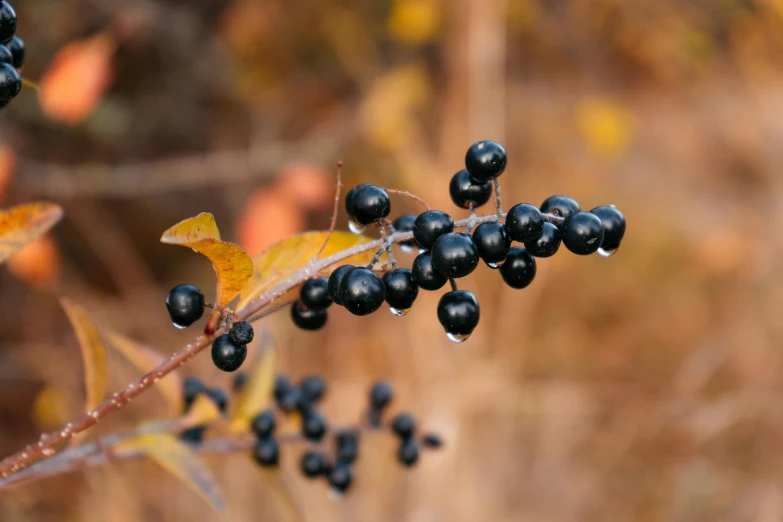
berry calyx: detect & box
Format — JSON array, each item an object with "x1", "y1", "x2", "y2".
[
  {"x1": 472, "y1": 222, "x2": 510, "y2": 266},
  {"x1": 590, "y1": 206, "x2": 626, "y2": 252},
  {"x1": 524, "y1": 221, "x2": 561, "y2": 257},
  {"x1": 465, "y1": 140, "x2": 507, "y2": 182},
  {"x1": 251, "y1": 409, "x2": 276, "y2": 438},
  {"x1": 302, "y1": 410, "x2": 328, "y2": 441},
  {"x1": 0, "y1": 2, "x2": 16, "y2": 43},
  {"x1": 562, "y1": 211, "x2": 605, "y2": 255},
  {"x1": 300, "y1": 277, "x2": 332, "y2": 310},
  {"x1": 165, "y1": 284, "x2": 205, "y2": 328},
  {"x1": 338, "y1": 267, "x2": 385, "y2": 316},
  {"x1": 437, "y1": 290, "x2": 480, "y2": 339},
  {"x1": 300, "y1": 451, "x2": 328, "y2": 478},
  {"x1": 411, "y1": 252, "x2": 448, "y2": 291},
  {"x1": 499, "y1": 247, "x2": 537, "y2": 289},
  {"x1": 431, "y1": 232, "x2": 480, "y2": 278},
  {"x1": 291, "y1": 301, "x2": 328, "y2": 330},
  {"x1": 391, "y1": 413, "x2": 416, "y2": 439},
  {"x1": 5, "y1": 36, "x2": 21, "y2": 67},
  {"x1": 413, "y1": 210, "x2": 454, "y2": 250},
  {"x1": 327, "y1": 265, "x2": 355, "y2": 305},
  {"x1": 252, "y1": 438, "x2": 280, "y2": 467},
  {"x1": 328, "y1": 462, "x2": 353, "y2": 493},
  {"x1": 369, "y1": 380, "x2": 393, "y2": 410},
  {"x1": 229, "y1": 321, "x2": 254, "y2": 346},
  {"x1": 335, "y1": 430, "x2": 359, "y2": 463},
  {"x1": 349, "y1": 184, "x2": 391, "y2": 225},
  {"x1": 382, "y1": 268, "x2": 419, "y2": 312},
  {"x1": 449, "y1": 169, "x2": 492, "y2": 209},
  {"x1": 505, "y1": 203, "x2": 544, "y2": 243},
  {"x1": 300, "y1": 374, "x2": 327, "y2": 402},
  {"x1": 397, "y1": 439, "x2": 420, "y2": 467},
  {"x1": 183, "y1": 376, "x2": 205, "y2": 410},
  {"x1": 391, "y1": 214, "x2": 418, "y2": 249},
  {"x1": 211, "y1": 334, "x2": 247, "y2": 372},
  {"x1": 540, "y1": 195, "x2": 580, "y2": 218},
  {"x1": 0, "y1": 62, "x2": 19, "y2": 99}
]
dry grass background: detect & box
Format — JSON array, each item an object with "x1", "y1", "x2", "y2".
[{"x1": 1, "y1": 0, "x2": 783, "y2": 520}]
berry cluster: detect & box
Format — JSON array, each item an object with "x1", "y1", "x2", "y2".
[
  {"x1": 178, "y1": 377, "x2": 229, "y2": 443},
  {"x1": 0, "y1": 1, "x2": 24, "y2": 109}
]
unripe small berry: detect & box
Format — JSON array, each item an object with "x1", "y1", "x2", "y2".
[
  {"x1": 211, "y1": 334, "x2": 246, "y2": 372},
  {"x1": 229, "y1": 321, "x2": 254, "y2": 346},
  {"x1": 465, "y1": 140, "x2": 507, "y2": 182}
]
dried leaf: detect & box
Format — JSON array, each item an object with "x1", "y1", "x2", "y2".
[
  {"x1": 0, "y1": 144, "x2": 15, "y2": 204},
  {"x1": 116, "y1": 433, "x2": 226, "y2": 515},
  {"x1": 180, "y1": 394, "x2": 223, "y2": 429},
  {"x1": 107, "y1": 332, "x2": 183, "y2": 415},
  {"x1": 161, "y1": 213, "x2": 253, "y2": 306},
  {"x1": 0, "y1": 202, "x2": 63, "y2": 264},
  {"x1": 60, "y1": 298, "x2": 108, "y2": 412},
  {"x1": 237, "y1": 187, "x2": 305, "y2": 258},
  {"x1": 230, "y1": 334, "x2": 276, "y2": 432},
  {"x1": 236, "y1": 231, "x2": 384, "y2": 312},
  {"x1": 275, "y1": 163, "x2": 333, "y2": 210},
  {"x1": 7, "y1": 235, "x2": 60, "y2": 289}
]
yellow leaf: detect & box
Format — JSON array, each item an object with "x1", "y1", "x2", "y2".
[
  {"x1": 116, "y1": 433, "x2": 226, "y2": 515},
  {"x1": 387, "y1": 0, "x2": 441, "y2": 45},
  {"x1": 236, "y1": 231, "x2": 384, "y2": 312},
  {"x1": 107, "y1": 332, "x2": 183, "y2": 415},
  {"x1": 161, "y1": 213, "x2": 253, "y2": 306},
  {"x1": 61, "y1": 298, "x2": 108, "y2": 412},
  {"x1": 0, "y1": 202, "x2": 63, "y2": 264},
  {"x1": 230, "y1": 334, "x2": 276, "y2": 432},
  {"x1": 576, "y1": 98, "x2": 633, "y2": 159},
  {"x1": 32, "y1": 384, "x2": 71, "y2": 430},
  {"x1": 180, "y1": 394, "x2": 223, "y2": 429}
]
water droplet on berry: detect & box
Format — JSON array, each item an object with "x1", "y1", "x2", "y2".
[
  {"x1": 389, "y1": 307, "x2": 410, "y2": 317},
  {"x1": 486, "y1": 260, "x2": 504, "y2": 269},
  {"x1": 400, "y1": 244, "x2": 416, "y2": 254},
  {"x1": 172, "y1": 322, "x2": 188, "y2": 330},
  {"x1": 597, "y1": 247, "x2": 618, "y2": 258},
  {"x1": 348, "y1": 221, "x2": 366, "y2": 235},
  {"x1": 446, "y1": 332, "x2": 470, "y2": 343},
  {"x1": 418, "y1": 248, "x2": 427, "y2": 254}
]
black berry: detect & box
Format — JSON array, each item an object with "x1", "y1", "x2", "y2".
[
  {"x1": 499, "y1": 247, "x2": 537, "y2": 289},
  {"x1": 327, "y1": 265, "x2": 355, "y2": 306},
  {"x1": 300, "y1": 277, "x2": 332, "y2": 310},
  {"x1": 233, "y1": 372, "x2": 248, "y2": 392},
  {"x1": 5, "y1": 36, "x2": 21, "y2": 67},
  {"x1": 382, "y1": 268, "x2": 419, "y2": 312},
  {"x1": 335, "y1": 430, "x2": 359, "y2": 464},
  {"x1": 562, "y1": 211, "x2": 605, "y2": 255},
  {"x1": 252, "y1": 437, "x2": 279, "y2": 467},
  {"x1": 465, "y1": 140, "x2": 507, "y2": 182},
  {"x1": 229, "y1": 321, "x2": 254, "y2": 345},
  {"x1": 422, "y1": 433, "x2": 443, "y2": 448},
  {"x1": 437, "y1": 290, "x2": 480, "y2": 339},
  {"x1": 431, "y1": 232, "x2": 480, "y2": 278},
  {"x1": 183, "y1": 376, "x2": 205, "y2": 410},
  {"x1": 413, "y1": 210, "x2": 454, "y2": 250},
  {"x1": 0, "y1": 62, "x2": 19, "y2": 99},
  {"x1": 178, "y1": 426, "x2": 206, "y2": 445},
  {"x1": 300, "y1": 374, "x2": 327, "y2": 402},
  {"x1": 397, "y1": 439, "x2": 420, "y2": 467},
  {"x1": 449, "y1": 169, "x2": 492, "y2": 209},
  {"x1": 165, "y1": 284, "x2": 205, "y2": 328},
  {"x1": 302, "y1": 411, "x2": 328, "y2": 441},
  {"x1": 344, "y1": 184, "x2": 370, "y2": 221},
  {"x1": 0, "y1": 2, "x2": 15, "y2": 43},
  {"x1": 350, "y1": 184, "x2": 391, "y2": 225},
  {"x1": 505, "y1": 203, "x2": 544, "y2": 243},
  {"x1": 211, "y1": 334, "x2": 247, "y2": 372},
  {"x1": 274, "y1": 375, "x2": 293, "y2": 403},
  {"x1": 278, "y1": 387, "x2": 306, "y2": 413},
  {"x1": 411, "y1": 252, "x2": 448, "y2": 291},
  {"x1": 391, "y1": 413, "x2": 416, "y2": 439},
  {"x1": 251, "y1": 409, "x2": 276, "y2": 438},
  {"x1": 370, "y1": 380, "x2": 393, "y2": 410},
  {"x1": 472, "y1": 222, "x2": 510, "y2": 266},
  {"x1": 524, "y1": 221, "x2": 561, "y2": 257},
  {"x1": 300, "y1": 451, "x2": 327, "y2": 478},
  {"x1": 291, "y1": 301, "x2": 328, "y2": 330},
  {"x1": 204, "y1": 387, "x2": 228, "y2": 413},
  {"x1": 0, "y1": 44, "x2": 11, "y2": 65},
  {"x1": 540, "y1": 195, "x2": 580, "y2": 218},
  {"x1": 392, "y1": 214, "x2": 418, "y2": 249},
  {"x1": 338, "y1": 267, "x2": 385, "y2": 316},
  {"x1": 328, "y1": 462, "x2": 353, "y2": 493},
  {"x1": 590, "y1": 206, "x2": 626, "y2": 252}
]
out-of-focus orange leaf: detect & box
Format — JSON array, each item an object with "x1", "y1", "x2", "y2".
[
  {"x1": 38, "y1": 33, "x2": 115, "y2": 125},
  {"x1": 32, "y1": 384, "x2": 71, "y2": 430},
  {"x1": 60, "y1": 298, "x2": 108, "y2": 412},
  {"x1": 0, "y1": 145, "x2": 15, "y2": 203},
  {"x1": 236, "y1": 186, "x2": 305, "y2": 258},
  {"x1": 161, "y1": 213, "x2": 253, "y2": 307},
  {"x1": 0, "y1": 202, "x2": 62, "y2": 264},
  {"x1": 230, "y1": 333, "x2": 275, "y2": 432},
  {"x1": 116, "y1": 433, "x2": 226, "y2": 515},
  {"x1": 180, "y1": 394, "x2": 222, "y2": 429},
  {"x1": 576, "y1": 98, "x2": 634, "y2": 159},
  {"x1": 387, "y1": 0, "x2": 441, "y2": 45},
  {"x1": 7, "y1": 235, "x2": 60, "y2": 289},
  {"x1": 275, "y1": 163, "x2": 333, "y2": 210},
  {"x1": 107, "y1": 332, "x2": 183, "y2": 415},
  {"x1": 236, "y1": 231, "x2": 386, "y2": 312}
]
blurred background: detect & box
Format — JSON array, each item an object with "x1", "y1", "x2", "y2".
[{"x1": 1, "y1": 0, "x2": 783, "y2": 520}]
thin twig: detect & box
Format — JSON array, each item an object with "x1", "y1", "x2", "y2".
[
  {"x1": 493, "y1": 178, "x2": 503, "y2": 216},
  {"x1": 377, "y1": 220, "x2": 397, "y2": 270},
  {"x1": 449, "y1": 278, "x2": 458, "y2": 291},
  {"x1": 384, "y1": 189, "x2": 430, "y2": 211},
  {"x1": 313, "y1": 161, "x2": 343, "y2": 262}
]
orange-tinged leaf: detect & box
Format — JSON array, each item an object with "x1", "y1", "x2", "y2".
[
  {"x1": 230, "y1": 333, "x2": 276, "y2": 432},
  {"x1": 107, "y1": 332, "x2": 183, "y2": 415},
  {"x1": 237, "y1": 186, "x2": 305, "y2": 258},
  {"x1": 161, "y1": 213, "x2": 253, "y2": 306},
  {"x1": 7, "y1": 235, "x2": 60, "y2": 289},
  {"x1": 180, "y1": 394, "x2": 222, "y2": 429},
  {"x1": 0, "y1": 202, "x2": 63, "y2": 264},
  {"x1": 60, "y1": 298, "x2": 108, "y2": 412},
  {"x1": 236, "y1": 231, "x2": 384, "y2": 312},
  {"x1": 275, "y1": 163, "x2": 333, "y2": 210},
  {"x1": 116, "y1": 433, "x2": 226, "y2": 515},
  {"x1": 0, "y1": 144, "x2": 15, "y2": 203}
]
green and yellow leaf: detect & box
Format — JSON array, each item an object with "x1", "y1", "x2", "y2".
[
  {"x1": 230, "y1": 333, "x2": 276, "y2": 432},
  {"x1": 61, "y1": 298, "x2": 108, "y2": 412},
  {"x1": 0, "y1": 202, "x2": 63, "y2": 264}
]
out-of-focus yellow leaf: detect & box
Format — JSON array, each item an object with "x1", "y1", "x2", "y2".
[
  {"x1": 32, "y1": 384, "x2": 71, "y2": 430},
  {"x1": 236, "y1": 231, "x2": 385, "y2": 312},
  {"x1": 107, "y1": 332, "x2": 183, "y2": 415},
  {"x1": 116, "y1": 433, "x2": 225, "y2": 515},
  {"x1": 230, "y1": 335, "x2": 276, "y2": 432},
  {"x1": 180, "y1": 394, "x2": 223, "y2": 429},
  {"x1": 387, "y1": 0, "x2": 441, "y2": 45},
  {"x1": 61, "y1": 298, "x2": 108, "y2": 412},
  {"x1": 576, "y1": 98, "x2": 634, "y2": 159},
  {"x1": 0, "y1": 202, "x2": 63, "y2": 264},
  {"x1": 161, "y1": 213, "x2": 253, "y2": 306}
]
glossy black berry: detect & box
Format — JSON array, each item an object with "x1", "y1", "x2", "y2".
[
  {"x1": 5, "y1": 36, "x2": 21, "y2": 67},
  {"x1": 211, "y1": 334, "x2": 247, "y2": 373},
  {"x1": 422, "y1": 433, "x2": 444, "y2": 448},
  {"x1": 392, "y1": 214, "x2": 418, "y2": 248},
  {"x1": 274, "y1": 375, "x2": 293, "y2": 403},
  {"x1": 278, "y1": 387, "x2": 306, "y2": 413},
  {"x1": 252, "y1": 437, "x2": 279, "y2": 467},
  {"x1": 524, "y1": 221, "x2": 561, "y2": 257},
  {"x1": 0, "y1": 44, "x2": 11, "y2": 65},
  {"x1": 382, "y1": 269, "x2": 419, "y2": 311},
  {"x1": 437, "y1": 290, "x2": 480, "y2": 338},
  {"x1": 397, "y1": 439, "x2": 420, "y2": 467},
  {"x1": 328, "y1": 462, "x2": 353, "y2": 493},
  {"x1": 165, "y1": 284, "x2": 205, "y2": 328},
  {"x1": 499, "y1": 247, "x2": 537, "y2": 289},
  {"x1": 338, "y1": 267, "x2": 385, "y2": 316},
  {"x1": 413, "y1": 210, "x2": 454, "y2": 250},
  {"x1": 0, "y1": 62, "x2": 18, "y2": 99},
  {"x1": 300, "y1": 451, "x2": 328, "y2": 478},
  {"x1": 328, "y1": 265, "x2": 355, "y2": 306},
  {"x1": 391, "y1": 413, "x2": 416, "y2": 439},
  {"x1": 540, "y1": 195, "x2": 580, "y2": 218},
  {"x1": 505, "y1": 203, "x2": 544, "y2": 243},
  {"x1": 0, "y1": 2, "x2": 15, "y2": 43},
  {"x1": 300, "y1": 375, "x2": 327, "y2": 402},
  {"x1": 449, "y1": 169, "x2": 493, "y2": 209},
  {"x1": 302, "y1": 411, "x2": 328, "y2": 441},
  {"x1": 411, "y1": 252, "x2": 448, "y2": 291},
  {"x1": 178, "y1": 426, "x2": 206, "y2": 445},
  {"x1": 335, "y1": 430, "x2": 359, "y2": 464},
  {"x1": 233, "y1": 372, "x2": 248, "y2": 392},
  {"x1": 183, "y1": 376, "x2": 205, "y2": 410},
  {"x1": 370, "y1": 380, "x2": 393, "y2": 409},
  {"x1": 291, "y1": 301, "x2": 328, "y2": 330},
  {"x1": 299, "y1": 277, "x2": 332, "y2": 311},
  {"x1": 562, "y1": 211, "x2": 605, "y2": 255},
  {"x1": 350, "y1": 184, "x2": 391, "y2": 225},
  {"x1": 229, "y1": 321, "x2": 254, "y2": 346},
  {"x1": 344, "y1": 184, "x2": 370, "y2": 220},
  {"x1": 431, "y1": 232, "x2": 480, "y2": 278},
  {"x1": 472, "y1": 222, "x2": 510, "y2": 266},
  {"x1": 251, "y1": 409, "x2": 276, "y2": 438},
  {"x1": 205, "y1": 387, "x2": 229, "y2": 413},
  {"x1": 590, "y1": 206, "x2": 626, "y2": 252},
  {"x1": 465, "y1": 140, "x2": 507, "y2": 182}
]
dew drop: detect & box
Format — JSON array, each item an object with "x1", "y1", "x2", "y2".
[
  {"x1": 597, "y1": 247, "x2": 618, "y2": 258},
  {"x1": 486, "y1": 260, "x2": 504, "y2": 269},
  {"x1": 446, "y1": 332, "x2": 470, "y2": 343},
  {"x1": 42, "y1": 448, "x2": 55, "y2": 456},
  {"x1": 172, "y1": 322, "x2": 188, "y2": 330},
  {"x1": 418, "y1": 248, "x2": 427, "y2": 255},
  {"x1": 389, "y1": 307, "x2": 410, "y2": 317},
  {"x1": 400, "y1": 244, "x2": 416, "y2": 254},
  {"x1": 348, "y1": 221, "x2": 366, "y2": 235}
]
